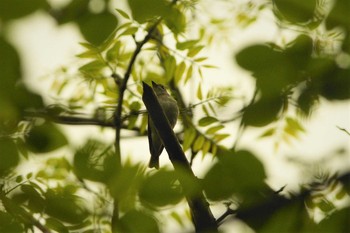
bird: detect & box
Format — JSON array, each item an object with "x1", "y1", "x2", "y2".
[{"x1": 148, "y1": 81, "x2": 179, "y2": 169}]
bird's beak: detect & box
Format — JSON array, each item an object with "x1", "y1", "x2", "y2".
[{"x1": 151, "y1": 81, "x2": 157, "y2": 87}]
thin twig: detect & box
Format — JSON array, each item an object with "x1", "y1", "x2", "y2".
[
  {"x1": 216, "y1": 207, "x2": 237, "y2": 225},
  {"x1": 336, "y1": 126, "x2": 350, "y2": 136}
]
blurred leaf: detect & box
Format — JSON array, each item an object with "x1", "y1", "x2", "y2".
[
  {"x1": 0, "y1": 138, "x2": 19, "y2": 177},
  {"x1": 285, "y1": 117, "x2": 305, "y2": 133},
  {"x1": 174, "y1": 61, "x2": 186, "y2": 84},
  {"x1": 0, "y1": 211, "x2": 23, "y2": 232},
  {"x1": 128, "y1": 0, "x2": 171, "y2": 23},
  {"x1": 187, "y1": 46, "x2": 204, "y2": 58},
  {"x1": 164, "y1": 55, "x2": 176, "y2": 81},
  {"x1": 259, "y1": 128, "x2": 276, "y2": 138},
  {"x1": 201, "y1": 140, "x2": 211, "y2": 156},
  {"x1": 236, "y1": 44, "x2": 297, "y2": 98},
  {"x1": 325, "y1": 0, "x2": 350, "y2": 30},
  {"x1": 182, "y1": 128, "x2": 197, "y2": 151},
  {"x1": 193, "y1": 135, "x2": 205, "y2": 152},
  {"x1": 198, "y1": 116, "x2": 218, "y2": 127},
  {"x1": 316, "y1": 207, "x2": 350, "y2": 233},
  {"x1": 25, "y1": 121, "x2": 68, "y2": 153},
  {"x1": 78, "y1": 11, "x2": 118, "y2": 46},
  {"x1": 79, "y1": 60, "x2": 106, "y2": 73},
  {"x1": 205, "y1": 125, "x2": 224, "y2": 135},
  {"x1": 20, "y1": 184, "x2": 45, "y2": 213},
  {"x1": 242, "y1": 97, "x2": 283, "y2": 127},
  {"x1": 213, "y1": 134, "x2": 230, "y2": 143},
  {"x1": 285, "y1": 34, "x2": 313, "y2": 70},
  {"x1": 258, "y1": 195, "x2": 310, "y2": 233},
  {"x1": 139, "y1": 170, "x2": 183, "y2": 207},
  {"x1": 184, "y1": 65, "x2": 193, "y2": 84},
  {"x1": 176, "y1": 40, "x2": 199, "y2": 50},
  {"x1": 0, "y1": 0, "x2": 47, "y2": 21},
  {"x1": 164, "y1": 7, "x2": 186, "y2": 35},
  {"x1": 44, "y1": 187, "x2": 89, "y2": 224},
  {"x1": 108, "y1": 164, "x2": 143, "y2": 212},
  {"x1": 46, "y1": 218, "x2": 69, "y2": 233},
  {"x1": 52, "y1": 0, "x2": 89, "y2": 24},
  {"x1": 273, "y1": 0, "x2": 317, "y2": 23},
  {"x1": 119, "y1": 26, "x2": 139, "y2": 38},
  {"x1": 73, "y1": 140, "x2": 116, "y2": 182},
  {"x1": 117, "y1": 210, "x2": 159, "y2": 233},
  {"x1": 116, "y1": 8, "x2": 130, "y2": 19},
  {"x1": 203, "y1": 150, "x2": 266, "y2": 201},
  {"x1": 197, "y1": 83, "x2": 203, "y2": 100},
  {"x1": 307, "y1": 58, "x2": 350, "y2": 100},
  {"x1": 320, "y1": 68, "x2": 350, "y2": 100}
]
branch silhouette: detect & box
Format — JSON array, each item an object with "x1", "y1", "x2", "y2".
[{"x1": 142, "y1": 82, "x2": 218, "y2": 233}]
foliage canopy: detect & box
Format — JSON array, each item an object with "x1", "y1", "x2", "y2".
[{"x1": 0, "y1": 0, "x2": 349, "y2": 232}]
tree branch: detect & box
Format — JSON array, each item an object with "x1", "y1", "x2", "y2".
[
  {"x1": 142, "y1": 82, "x2": 218, "y2": 232},
  {"x1": 111, "y1": 17, "x2": 163, "y2": 233}
]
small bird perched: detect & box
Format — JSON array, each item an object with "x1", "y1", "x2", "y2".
[{"x1": 148, "y1": 81, "x2": 179, "y2": 169}]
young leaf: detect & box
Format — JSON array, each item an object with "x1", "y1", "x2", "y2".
[
  {"x1": 176, "y1": 40, "x2": 199, "y2": 50},
  {"x1": 202, "y1": 140, "x2": 211, "y2": 157},
  {"x1": 174, "y1": 61, "x2": 186, "y2": 84},
  {"x1": 183, "y1": 128, "x2": 197, "y2": 151},
  {"x1": 116, "y1": 8, "x2": 130, "y2": 19},
  {"x1": 198, "y1": 116, "x2": 218, "y2": 127},
  {"x1": 206, "y1": 125, "x2": 224, "y2": 135},
  {"x1": 197, "y1": 83, "x2": 203, "y2": 100},
  {"x1": 193, "y1": 135, "x2": 205, "y2": 152},
  {"x1": 184, "y1": 65, "x2": 193, "y2": 84},
  {"x1": 187, "y1": 45, "x2": 204, "y2": 57}
]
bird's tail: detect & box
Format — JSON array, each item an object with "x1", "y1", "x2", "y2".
[{"x1": 149, "y1": 156, "x2": 159, "y2": 169}]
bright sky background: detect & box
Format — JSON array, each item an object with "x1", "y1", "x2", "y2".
[{"x1": 6, "y1": 2, "x2": 350, "y2": 231}]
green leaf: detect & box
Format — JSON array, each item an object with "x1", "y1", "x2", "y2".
[
  {"x1": 44, "y1": 187, "x2": 89, "y2": 224},
  {"x1": 79, "y1": 60, "x2": 105, "y2": 73},
  {"x1": 46, "y1": 218, "x2": 69, "y2": 233},
  {"x1": 25, "y1": 121, "x2": 68, "y2": 153},
  {"x1": 78, "y1": 11, "x2": 119, "y2": 46},
  {"x1": 206, "y1": 125, "x2": 224, "y2": 135},
  {"x1": 0, "y1": 0, "x2": 47, "y2": 21},
  {"x1": 259, "y1": 128, "x2": 276, "y2": 138},
  {"x1": 198, "y1": 116, "x2": 218, "y2": 127},
  {"x1": 182, "y1": 128, "x2": 197, "y2": 151},
  {"x1": 164, "y1": 55, "x2": 176, "y2": 81},
  {"x1": 174, "y1": 61, "x2": 186, "y2": 84},
  {"x1": 184, "y1": 65, "x2": 193, "y2": 84},
  {"x1": 203, "y1": 150, "x2": 266, "y2": 201},
  {"x1": 242, "y1": 97, "x2": 283, "y2": 127},
  {"x1": 202, "y1": 140, "x2": 211, "y2": 157},
  {"x1": 0, "y1": 212, "x2": 23, "y2": 232},
  {"x1": 128, "y1": 0, "x2": 171, "y2": 23},
  {"x1": 193, "y1": 135, "x2": 205, "y2": 152},
  {"x1": 139, "y1": 170, "x2": 183, "y2": 207},
  {"x1": 73, "y1": 140, "x2": 115, "y2": 182},
  {"x1": 197, "y1": 83, "x2": 203, "y2": 100},
  {"x1": 120, "y1": 26, "x2": 139, "y2": 36},
  {"x1": 236, "y1": 44, "x2": 296, "y2": 98},
  {"x1": 164, "y1": 8, "x2": 186, "y2": 34},
  {"x1": 116, "y1": 8, "x2": 130, "y2": 19},
  {"x1": 213, "y1": 134, "x2": 230, "y2": 143},
  {"x1": 176, "y1": 40, "x2": 199, "y2": 50},
  {"x1": 0, "y1": 138, "x2": 19, "y2": 176},
  {"x1": 286, "y1": 117, "x2": 305, "y2": 133},
  {"x1": 117, "y1": 210, "x2": 160, "y2": 233},
  {"x1": 187, "y1": 46, "x2": 204, "y2": 58},
  {"x1": 21, "y1": 184, "x2": 45, "y2": 213},
  {"x1": 273, "y1": 0, "x2": 317, "y2": 23}
]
